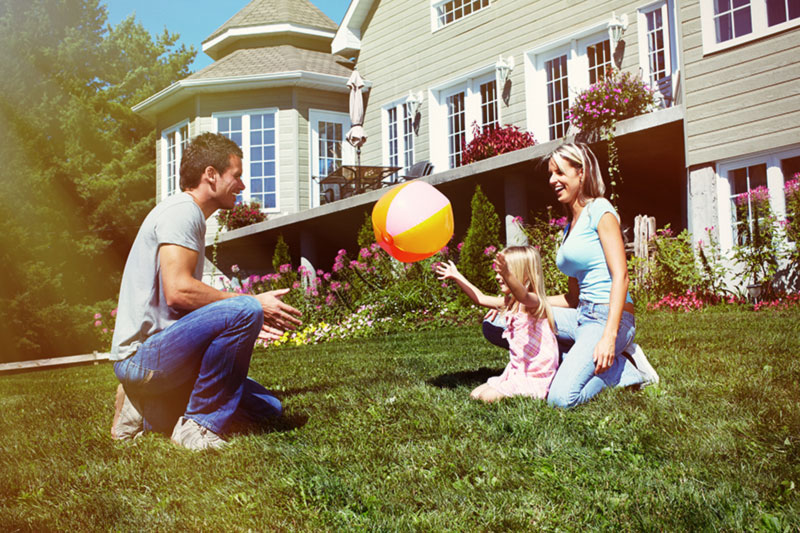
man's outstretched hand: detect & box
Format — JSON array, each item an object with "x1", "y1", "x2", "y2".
[{"x1": 254, "y1": 288, "x2": 302, "y2": 339}]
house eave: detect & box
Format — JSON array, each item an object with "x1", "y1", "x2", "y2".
[
  {"x1": 332, "y1": 0, "x2": 376, "y2": 57},
  {"x1": 132, "y1": 71, "x2": 365, "y2": 122},
  {"x1": 202, "y1": 23, "x2": 336, "y2": 60}
]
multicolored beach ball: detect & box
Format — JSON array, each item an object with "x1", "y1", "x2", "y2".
[{"x1": 371, "y1": 181, "x2": 454, "y2": 263}]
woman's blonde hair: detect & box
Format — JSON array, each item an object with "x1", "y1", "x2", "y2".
[
  {"x1": 549, "y1": 142, "x2": 605, "y2": 202},
  {"x1": 501, "y1": 245, "x2": 555, "y2": 332}
]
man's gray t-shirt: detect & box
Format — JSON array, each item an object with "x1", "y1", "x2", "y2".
[{"x1": 110, "y1": 192, "x2": 206, "y2": 361}]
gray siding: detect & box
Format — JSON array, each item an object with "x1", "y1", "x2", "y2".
[
  {"x1": 681, "y1": 0, "x2": 800, "y2": 166},
  {"x1": 356, "y1": 0, "x2": 650, "y2": 167}
]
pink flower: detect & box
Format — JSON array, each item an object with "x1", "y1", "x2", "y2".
[
  {"x1": 94, "y1": 320, "x2": 102, "y2": 327},
  {"x1": 94, "y1": 313, "x2": 102, "y2": 319},
  {"x1": 279, "y1": 264, "x2": 291, "y2": 273},
  {"x1": 483, "y1": 245, "x2": 497, "y2": 256},
  {"x1": 231, "y1": 264, "x2": 240, "y2": 274},
  {"x1": 102, "y1": 328, "x2": 108, "y2": 334},
  {"x1": 292, "y1": 281, "x2": 301, "y2": 289},
  {"x1": 457, "y1": 242, "x2": 464, "y2": 251},
  {"x1": 110, "y1": 309, "x2": 117, "y2": 317}
]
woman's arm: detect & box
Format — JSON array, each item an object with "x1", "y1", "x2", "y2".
[
  {"x1": 436, "y1": 260, "x2": 505, "y2": 309},
  {"x1": 594, "y1": 212, "x2": 630, "y2": 374},
  {"x1": 547, "y1": 277, "x2": 580, "y2": 308}
]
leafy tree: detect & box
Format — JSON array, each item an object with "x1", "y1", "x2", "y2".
[
  {"x1": 0, "y1": 0, "x2": 195, "y2": 361},
  {"x1": 357, "y1": 211, "x2": 375, "y2": 250},
  {"x1": 457, "y1": 186, "x2": 502, "y2": 296}
]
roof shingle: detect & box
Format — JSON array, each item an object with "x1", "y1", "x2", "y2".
[
  {"x1": 187, "y1": 45, "x2": 353, "y2": 80},
  {"x1": 204, "y1": 0, "x2": 337, "y2": 44}
]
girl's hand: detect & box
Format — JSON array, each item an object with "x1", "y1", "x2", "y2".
[
  {"x1": 435, "y1": 260, "x2": 460, "y2": 281},
  {"x1": 484, "y1": 308, "x2": 500, "y2": 322},
  {"x1": 492, "y1": 251, "x2": 509, "y2": 277},
  {"x1": 593, "y1": 334, "x2": 616, "y2": 374}
]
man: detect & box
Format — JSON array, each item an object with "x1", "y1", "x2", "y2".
[{"x1": 110, "y1": 132, "x2": 302, "y2": 450}]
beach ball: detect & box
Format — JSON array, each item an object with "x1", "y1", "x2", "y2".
[{"x1": 372, "y1": 181, "x2": 454, "y2": 263}]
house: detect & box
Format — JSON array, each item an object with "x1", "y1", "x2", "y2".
[{"x1": 133, "y1": 0, "x2": 800, "y2": 286}]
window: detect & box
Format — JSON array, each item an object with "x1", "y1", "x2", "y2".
[
  {"x1": 432, "y1": 0, "x2": 490, "y2": 30},
  {"x1": 162, "y1": 121, "x2": 189, "y2": 198},
  {"x1": 446, "y1": 91, "x2": 466, "y2": 168},
  {"x1": 309, "y1": 110, "x2": 351, "y2": 207},
  {"x1": 527, "y1": 27, "x2": 627, "y2": 142},
  {"x1": 215, "y1": 109, "x2": 278, "y2": 210},
  {"x1": 587, "y1": 40, "x2": 612, "y2": 84},
  {"x1": 717, "y1": 146, "x2": 800, "y2": 249},
  {"x1": 767, "y1": 0, "x2": 800, "y2": 25},
  {"x1": 701, "y1": 0, "x2": 800, "y2": 53},
  {"x1": 383, "y1": 100, "x2": 416, "y2": 177},
  {"x1": 639, "y1": 2, "x2": 674, "y2": 87},
  {"x1": 430, "y1": 72, "x2": 499, "y2": 170},
  {"x1": 545, "y1": 54, "x2": 570, "y2": 140}
]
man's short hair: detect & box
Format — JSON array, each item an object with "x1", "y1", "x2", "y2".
[{"x1": 180, "y1": 132, "x2": 243, "y2": 191}]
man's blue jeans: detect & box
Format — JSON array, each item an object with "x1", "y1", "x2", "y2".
[
  {"x1": 113, "y1": 296, "x2": 282, "y2": 436},
  {"x1": 482, "y1": 302, "x2": 642, "y2": 408}
]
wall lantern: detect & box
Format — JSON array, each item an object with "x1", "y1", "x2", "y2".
[
  {"x1": 495, "y1": 54, "x2": 515, "y2": 88},
  {"x1": 607, "y1": 12, "x2": 629, "y2": 49},
  {"x1": 406, "y1": 90, "x2": 424, "y2": 117}
]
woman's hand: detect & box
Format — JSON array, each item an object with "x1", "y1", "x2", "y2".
[
  {"x1": 593, "y1": 334, "x2": 616, "y2": 374},
  {"x1": 435, "y1": 260, "x2": 460, "y2": 281}
]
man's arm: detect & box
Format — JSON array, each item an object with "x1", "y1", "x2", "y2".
[{"x1": 160, "y1": 244, "x2": 302, "y2": 335}]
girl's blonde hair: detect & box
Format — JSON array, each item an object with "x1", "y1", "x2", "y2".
[
  {"x1": 549, "y1": 142, "x2": 605, "y2": 202},
  {"x1": 501, "y1": 245, "x2": 555, "y2": 332}
]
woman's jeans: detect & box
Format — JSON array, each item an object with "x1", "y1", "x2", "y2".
[
  {"x1": 482, "y1": 301, "x2": 642, "y2": 408},
  {"x1": 113, "y1": 297, "x2": 282, "y2": 436}
]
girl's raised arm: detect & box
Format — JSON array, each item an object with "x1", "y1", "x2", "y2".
[{"x1": 436, "y1": 260, "x2": 504, "y2": 309}]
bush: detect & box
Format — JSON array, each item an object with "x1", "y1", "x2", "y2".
[
  {"x1": 567, "y1": 68, "x2": 656, "y2": 132},
  {"x1": 272, "y1": 234, "x2": 291, "y2": 272},
  {"x1": 731, "y1": 186, "x2": 780, "y2": 289},
  {"x1": 783, "y1": 174, "x2": 800, "y2": 266},
  {"x1": 629, "y1": 226, "x2": 703, "y2": 304},
  {"x1": 217, "y1": 200, "x2": 267, "y2": 231},
  {"x1": 457, "y1": 186, "x2": 502, "y2": 297},
  {"x1": 519, "y1": 208, "x2": 570, "y2": 295},
  {"x1": 461, "y1": 122, "x2": 536, "y2": 165}
]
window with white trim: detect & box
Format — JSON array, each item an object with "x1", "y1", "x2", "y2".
[
  {"x1": 639, "y1": 2, "x2": 673, "y2": 87},
  {"x1": 431, "y1": 0, "x2": 490, "y2": 30},
  {"x1": 527, "y1": 29, "x2": 618, "y2": 142},
  {"x1": 717, "y1": 146, "x2": 800, "y2": 249},
  {"x1": 430, "y1": 72, "x2": 499, "y2": 170},
  {"x1": 309, "y1": 110, "x2": 352, "y2": 207},
  {"x1": 701, "y1": 0, "x2": 800, "y2": 54},
  {"x1": 384, "y1": 100, "x2": 416, "y2": 177},
  {"x1": 215, "y1": 109, "x2": 278, "y2": 210},
  {"x1": 162, "y1": 121, "x2": 189, "y2": 198}
]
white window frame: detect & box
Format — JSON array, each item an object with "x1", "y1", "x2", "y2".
[
  {"x1": 716, "y1": 145, "x2": 800, "y2": 250},
  {"x1": 430, "y1": 0, "x2": 491, "y2": 32},
  {"x1": 700, "y1": 0, "x2": 800, "y2": 55},
  {"x1": 429, "y1": 69, "x2": 500, "y2": 170},
  {"x1": 161, "y1": 120, "x2": 189, "y2": 199},
  {"x1": 381, "y1": 98, "x2": 416, "y2": 176},
  {"x1": 213, "y1": 108, "x2": 280, "y2": 213},
  {"x1": 638, "y1": 0, "x2": 678, "y2": 88},
  {"x1": 525, "y1": 23, "x2": 612, "y2": 143},
  {"x1": 308, "y1": 109, "x2": 353, "y2": 208}
]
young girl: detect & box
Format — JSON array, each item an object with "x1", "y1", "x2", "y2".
[{"x1": 435, "y1": 246, "x2": 559, "y2": 403}]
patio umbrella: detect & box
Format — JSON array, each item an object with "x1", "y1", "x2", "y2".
[{"x1": 345, "y1": 69, "x2": 367, "y2": 167}]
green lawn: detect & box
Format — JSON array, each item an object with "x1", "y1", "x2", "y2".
[{"x1": 1, "y1": 309, "x2": 799, "y2": 531}]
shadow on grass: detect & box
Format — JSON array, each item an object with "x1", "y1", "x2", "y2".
[
  {"x1": 231, "y1": 411, "x2": 309, "y2": 436},
  {"x1": 427, "y1": 367, "x2": 504, "y2": 389}
]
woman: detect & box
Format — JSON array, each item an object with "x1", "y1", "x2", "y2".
[{"x1": 543, "y1": 142, "x2": 658, "y2": 408}]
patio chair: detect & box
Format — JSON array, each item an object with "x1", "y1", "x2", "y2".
[
  {"x1": 655, "y1": 75, "x2": 672, "y2": 108},
  {"x1": 401, "y1": 160, "x2": 433, "y2": 181}
]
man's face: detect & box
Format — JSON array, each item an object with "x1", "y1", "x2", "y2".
[{"x1": 215, "y1": 154, "x2": 244, "y2": 210}]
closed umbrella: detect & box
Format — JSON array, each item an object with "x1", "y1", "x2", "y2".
[{"x1": 345, "y1": 69, "x2": 367, "y2": 170}]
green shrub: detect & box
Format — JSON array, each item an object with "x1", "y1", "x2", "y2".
[
  {"x1": 457, "y1": 186, "x2": 502, "y2": 297},
  {"x1": 357, "y1": 211, "x2": 375, "y2": 250},
  {"x1": 731, "y1": 186, "x2": 780, "y2": 290},
  {"x1": 519, "y1": 207, "x2": 569, "y2": 295},
  {"x1": 272, "y1": 234, "x2": 291, "y2": 272},
  {"x1": 629, "y1": 226, "x2": 703, "y2": 303}
]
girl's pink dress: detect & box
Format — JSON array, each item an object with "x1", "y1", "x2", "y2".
[{"x1": 486, "y1": 311, "x2": 559, "y2": 399}]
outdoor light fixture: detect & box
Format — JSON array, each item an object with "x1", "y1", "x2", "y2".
[
  {"x1": 495, "y1": 54, "x2": 515, "y2": 87},
  {"x1": 406, "y1": 90, "x2": 424, "y2": 117},
  {"x1": 607, "y1": 12, "x2": 629, "y2": 49}
]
